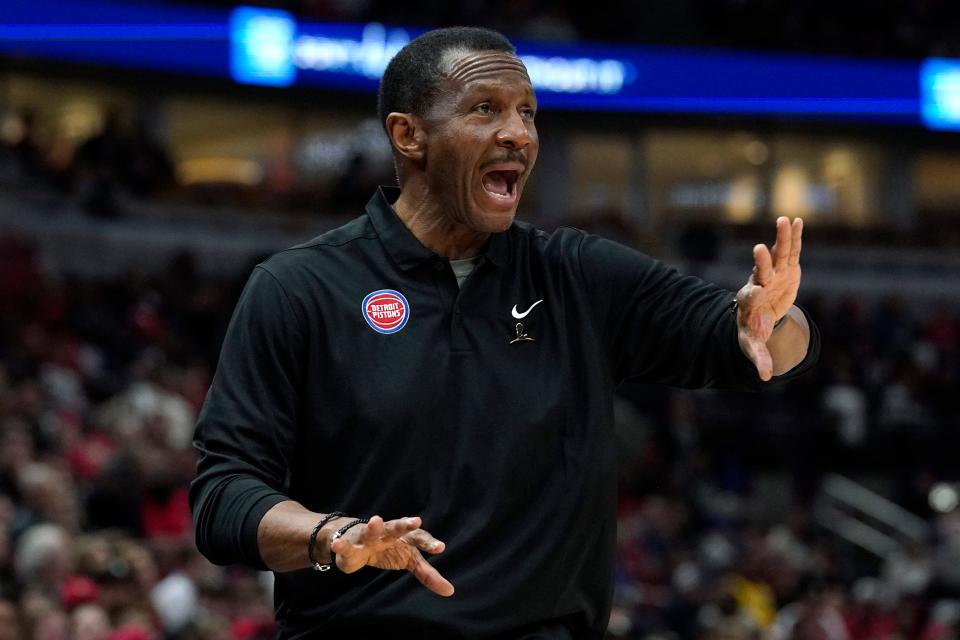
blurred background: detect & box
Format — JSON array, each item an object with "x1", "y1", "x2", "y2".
[{"x1": 2, "y1": 1, "x2": 960, "y2": 639}]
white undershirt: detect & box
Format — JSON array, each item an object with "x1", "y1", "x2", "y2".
[{"x1": 449, "y1": 257, "x2": 480, "y2": 288}]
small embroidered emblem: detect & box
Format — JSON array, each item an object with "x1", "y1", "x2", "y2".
[
  {"x1": 510, "y1": 322, "x2": 534, "y2": 344},
  {"x1": 362, "y1": 289, "x2": 410, "y2": 334}
]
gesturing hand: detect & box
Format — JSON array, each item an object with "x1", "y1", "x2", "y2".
[
  {"x1": 735, "y1": 216, "x2": 803, "y2": 381},
  {"x1": 330, "y1": 515, "x2": 455, "y2": 597}
]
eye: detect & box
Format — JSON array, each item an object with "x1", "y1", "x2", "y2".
[
  {"x1": 520, "y1": 106, "x2": 536, "y2": 119},
  {"x1": 474, "y1": 103, "x2": 493, "y2": 114}
]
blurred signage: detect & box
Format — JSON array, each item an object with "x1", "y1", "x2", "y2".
[
  {"x1": 0, "y1": 0, "x2": 957, "y2": 130},
  {"x1": 920, "y1": 58, "x2": 960, "y2": 131},
  {"x1": 228, "y1": 9, "x2": 630, "y2": 97},
  {"x1": 230, "y1": 6, "x2": 296, "y2": 86},
  {"x1": 669, "y1": 181, "x2": 838, "y2": 213}
]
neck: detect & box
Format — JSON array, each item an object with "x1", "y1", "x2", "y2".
[{"x1": 392, "y1": 181, "x2": 489, "y2": 260}]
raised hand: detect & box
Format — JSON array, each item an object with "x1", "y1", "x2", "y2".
[
  {"x1": 330, "y1": 515, "x2": 455, "y2": 597},
  {"x1": 735, "y1": 216, "x2": 803, "y2": 381}
]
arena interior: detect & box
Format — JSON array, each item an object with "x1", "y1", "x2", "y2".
[{"x1": 2, "y1": 1, "x2": 960, "y2": 638}]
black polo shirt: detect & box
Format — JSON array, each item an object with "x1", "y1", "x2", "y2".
[{"x1": 190, "y1": 187, "x2": 819, "y2": 639}]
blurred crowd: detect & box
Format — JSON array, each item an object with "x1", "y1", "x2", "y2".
[
  {"x1": 3, "y1": 3, "x2": 960, "y2": 638},
  {"x1": 0, "y1": 237, "x2": 274, "y2": 639},
  {"x1": 610, "y1": 296, "x2": 960, "y2": 638},
  {"x1": 6, "y1": 107, "x2": 175, "y2": 219},
  {"x1": 1, "y1": 217, "x2": 960, "y2": 639},
  {"x1": 2, "y1": 103, "x2": 387, "y2": 218},
  {"x1": 610, "y1": 494, "x2": 960, "y2": 640},
  {"x1": 182, "y1": 0, "x2": 960, "y2": 57}
]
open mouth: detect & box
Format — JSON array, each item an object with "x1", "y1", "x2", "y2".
[{"x1": 481, "y1": 169, "x2": 520, "y2": 204}]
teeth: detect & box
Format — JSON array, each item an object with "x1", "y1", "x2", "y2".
[
  {"x1": 482, "y1": 171, "x2": 510, "y2": 197},
  {"x1": 480, "y1": 168, "x2": 520, "y2": 203}
]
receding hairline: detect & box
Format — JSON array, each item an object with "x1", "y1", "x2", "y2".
[{"x1": 377, "y1": 27, "x2": 517, "y2": 132}]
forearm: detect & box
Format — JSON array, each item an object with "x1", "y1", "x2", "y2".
[
  {"x1": 257, "y1": 500, "x2": 352, "y2": 572},
  {"x1": 190, "y1": 468, "x2": 288, "y2": 569},
  {"x1": 767, "y1": 305, "x2": 810, "y2": 376}
]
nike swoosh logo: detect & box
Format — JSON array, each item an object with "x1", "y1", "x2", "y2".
[{"x1": 511, "y1": 299, "x2": 543, "y2": 319}]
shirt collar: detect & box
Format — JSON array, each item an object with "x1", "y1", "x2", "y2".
[{"x1": 366, "y1": 186, "x2": 512, "y2": 271}]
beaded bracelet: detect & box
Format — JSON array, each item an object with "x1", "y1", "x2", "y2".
[
  {"x1": 308, "y1": 512, "x2": 346, "y2": 572},
  {"x1": 328, "y1": 518, "x2": 369, "y2": 570}
]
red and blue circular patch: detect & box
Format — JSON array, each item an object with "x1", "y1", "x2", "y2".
[{"x1": 361, "y1": 289, "x2": 410, "y2": 334}]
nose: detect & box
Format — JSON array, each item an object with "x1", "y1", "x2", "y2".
[{"x1": 496, "y1": 110, "x2": 533, "y2": 151}]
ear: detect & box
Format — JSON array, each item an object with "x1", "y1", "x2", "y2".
[{"x1": 385, "y1": 112, "x2": 426, "y2": 161}]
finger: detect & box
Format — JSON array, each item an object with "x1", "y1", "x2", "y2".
[
  {"x1": 329, "y1": 536, "x2": 354, "y2": 560},
  {"x1": 330, "y1": 537, "x2": 366, "y2": 573},
  {"x1": 382, "y1": 516, "x2": 422, "y2": 540},
  {"x1": 408, "y1": 551, "x2": 455, "y2": 597},
  {"x1": 403, "y1": 529, "x2": 446, "y2": 554},
  {"x1": 788, "y1": 218, "x2": 803, "y2": 266},
  {"x1": 772, "y1": 216, "x2": 791, "y2": 270},
  {"x1": 356, "y1": 515, "x2": 384, "y2": 545},
  {"x1": 753, "y1": 244, "x2": 773, "y2": 285},
  {"x1": 332, "y1": 516, "x2": 383, "y2": 573}
]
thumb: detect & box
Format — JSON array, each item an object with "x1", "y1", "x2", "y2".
[
  {"x1": 741, "y1": 332, "x2": 773, "y2": 382},
  {"x1": 331, "y1": 536, "x2": 368, "y2": 573}
]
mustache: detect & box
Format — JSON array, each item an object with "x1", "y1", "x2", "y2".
[{"x1": 484, "y1": 151, "x2": 528, "y2": 170}]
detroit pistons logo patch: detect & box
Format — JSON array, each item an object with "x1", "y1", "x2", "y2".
[{"x1": 362, "y1": 289, "x2": 410, "y2": 334}]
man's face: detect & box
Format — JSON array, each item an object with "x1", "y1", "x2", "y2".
[{"x1": 419, "y1": 48, "x2": 539, "y2": 234}]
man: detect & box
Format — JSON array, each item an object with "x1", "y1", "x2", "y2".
[{"x1": 190, "y1": 27, "x2": 819, "y2": 639}]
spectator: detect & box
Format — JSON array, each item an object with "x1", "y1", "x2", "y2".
[
  {"x1": 14, "y1": 524, "x2": 71, "y2": 597},
  {"x1": 9, "y1": 108, "x2": 47, "y2": 180},
  {"x1": 123, "y1": 116, "x2": 174, "y2": 197},
  {"x1": 71, "y1": 603, "x2": 112, "y2": 640},
  {"x1": 73, "y1": 108, "x2": 128, "y2": 218}
]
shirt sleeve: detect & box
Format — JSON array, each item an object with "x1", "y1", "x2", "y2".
[
  {"x1": 576, "y1": 232, "x2": 820, "y2": 390},
  {"x1": 190, "y1": 265, "x2": 304, "y2": 569}
]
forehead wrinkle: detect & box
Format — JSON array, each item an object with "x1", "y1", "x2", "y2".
[
  {"x1": 455, "y1": 64, "x2": 531, "y2": 87},
  {"x1": 445, "y1": 51, "x2": 530, "y2": 85}
]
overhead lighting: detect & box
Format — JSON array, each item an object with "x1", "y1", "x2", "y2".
[
  {"x1": 176, "y1": 157, "x2": 263, "y2": 186},
  {"x1": 929, "y1": 483, "x2": 959, "y2": 514}
]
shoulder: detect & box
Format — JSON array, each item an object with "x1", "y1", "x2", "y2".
[
  {"x1": 510, "y1": 222, "x2": 656, "y2": 268},
  {"x1": 510, "y1": 221, "x2": 588, "y2": 260},
  {"x1": 289, "y1": 215, "x2": 378, "y2": 253},
  {"x1": 257, "y1": 215, "x2": 377, "y2": 284}
]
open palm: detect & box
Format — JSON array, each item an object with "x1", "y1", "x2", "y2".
[
  {"x1": 329, "y1": 515, "x2": 455, "y2": 597},
  {"x1": 736, "y1": 216, "x2": 803, "y2": 380}
]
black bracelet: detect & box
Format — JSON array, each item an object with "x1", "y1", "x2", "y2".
[
  {"x1": 308, "y1": 512, "x2": 346, "y2": 572},
  {"x1": 328, "y1": 518, "x2": 369, "y2": 570}
]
